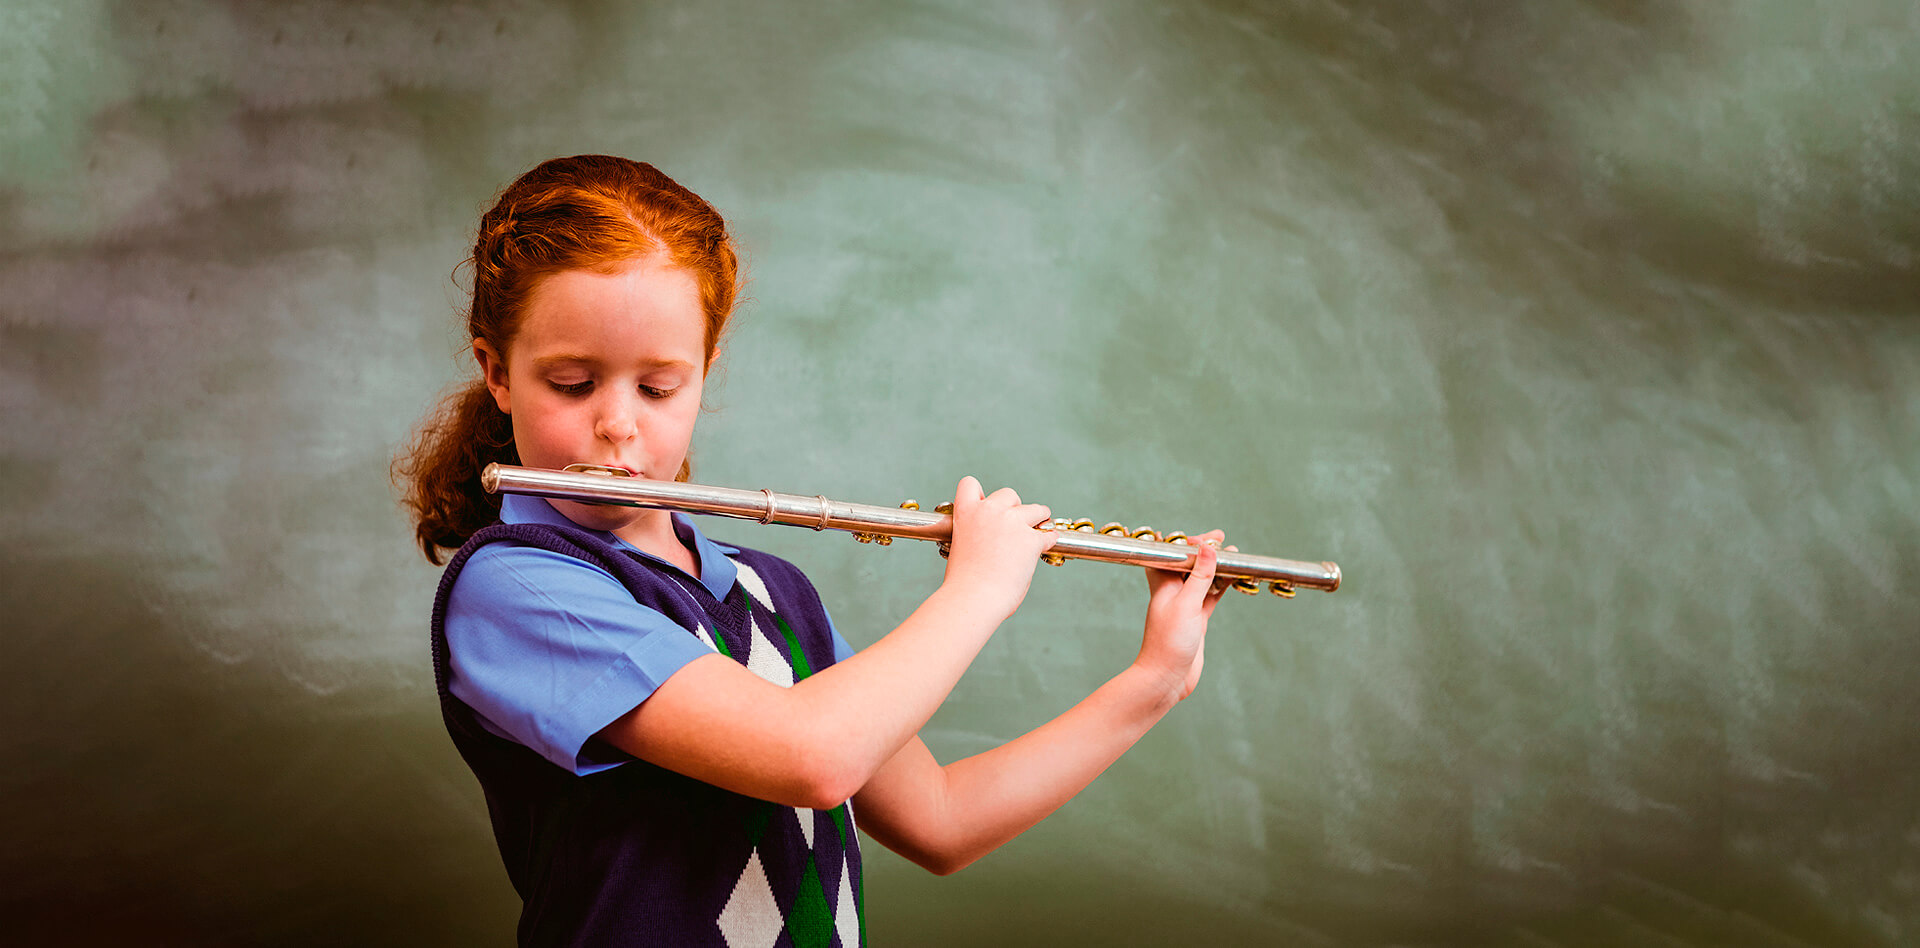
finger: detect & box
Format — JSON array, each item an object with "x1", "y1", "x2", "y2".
[
  {"x1": 1148, "y1": 527, "x2": 1213, "y2": 588},
  {"x1": 1020, "y1": 503, "x2": 1059, "y2": 550},
  {"x1": 986, "y1": 486, "x2": 1022, "y2": 507},
  {"x1": 1200, "y1": 587, "x2": 1224, "y2": 619},
  {"x1": 1177, "y1": 543, "x2": 1219, "y2": 610},
  {"x1": 1201, "y1": 583, "x2": 1230, "y2": 617},
  {"x1": 1185, "y1": 530, "x2": 1231, "y2": 595},
  {"x1": 955, "y1": 476, "x2": 985, "y2": 509}
]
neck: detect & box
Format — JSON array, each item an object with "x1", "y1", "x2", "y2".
[{"x1": 617, "y1": 511, "x2": 700, "y2": 579}]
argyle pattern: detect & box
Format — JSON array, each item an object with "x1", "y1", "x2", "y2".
[
  {"x1": 711, "y1": 561, "x2": 866, "y2": 948},
  {"x1": 431, "y1": 522, "x2": 864, "y2": 947}
]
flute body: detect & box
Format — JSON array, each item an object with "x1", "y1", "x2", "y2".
[{"x1": 482, "y1": 463, "x2": 1340, "y2": 596}]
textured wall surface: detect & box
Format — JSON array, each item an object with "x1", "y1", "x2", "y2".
[{"x1": 2, "y1": 1, "x2": 1917, "y2": 945}]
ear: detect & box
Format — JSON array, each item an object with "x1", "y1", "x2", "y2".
[{"x1": 473, "y1": 338, "x2": 512, "y2": 415}]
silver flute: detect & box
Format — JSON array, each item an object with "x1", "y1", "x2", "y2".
[{"x1": 483, "y1": 463, "x2": 1341, "y2": 598}]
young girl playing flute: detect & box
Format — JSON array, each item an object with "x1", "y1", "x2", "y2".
[{"x1": 399, "y1": 154, "x2": 1229, "y2": 947}]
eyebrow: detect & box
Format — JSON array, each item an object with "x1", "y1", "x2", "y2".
[{"x1": 530, "y1": 354, "x2": 697, "y2": 371}]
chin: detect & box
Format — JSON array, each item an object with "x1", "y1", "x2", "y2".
[{"x1": 555, "y1": 500, "x2": 640, "y2": 532}]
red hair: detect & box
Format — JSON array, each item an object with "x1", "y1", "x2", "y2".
[{"x1": 396, "y1": 156, "x2": 739, "y2": 564}]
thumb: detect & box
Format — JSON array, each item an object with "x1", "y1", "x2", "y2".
[{"x1": 1178, "y1": 543, "x2": 1218, "y2": 610}]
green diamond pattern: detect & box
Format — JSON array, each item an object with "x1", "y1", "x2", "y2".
[
  {"x1": 716, "y1": 561, "x2": 861, "y2": 945},
  {"x1": 744, "y1": 801, "x2": 775, "y2": 847},
  {"x1": 786, "y1": 856, "x2": 833, "y2": 948},
  {"x1": 827, "y1": 804, "x2": 848, "y2": 846},
  {"x1": 771, "y1": 610, "x2": 814, "y2": 681}
]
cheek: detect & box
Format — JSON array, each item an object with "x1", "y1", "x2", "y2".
[
  {"x1": 669, "y1": 396, "x2": 706, "y2": 433},
  {"x1": 509, "y1": 395, "x2": 581, "y2": 444}
]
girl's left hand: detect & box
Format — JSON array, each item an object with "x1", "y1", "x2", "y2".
[{"x1": 1135, "y1": 529, "x2": 1231, "y2": 703}]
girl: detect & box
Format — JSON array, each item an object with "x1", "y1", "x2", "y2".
[{"x1": 400, "y1": 155, "x2": 1229, "y2": 947}]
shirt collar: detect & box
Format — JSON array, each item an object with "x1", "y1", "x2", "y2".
[{"x1": 499, "y1": 493, "x2": 739, "y2": 600}]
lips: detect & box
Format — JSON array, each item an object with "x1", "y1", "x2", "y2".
[{"x1": 567, "y1": 462, "x2": 641, "y2": 477}]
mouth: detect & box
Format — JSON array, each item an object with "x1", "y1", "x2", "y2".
[{"x1": 563, "y1": 463, "x2": 639, "y2": 478}]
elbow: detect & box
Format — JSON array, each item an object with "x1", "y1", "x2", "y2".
[
  {"x1": 905, "y1": 843, "x2": 977, "y2": 877},
  {"x1": 790, "y1": 782, "x2": 858, "y2": 813},
  {"x1": 763, "y1": 777, "x2": 854, "y2": 813},
  {"x1": 785, "y1": 756, "x2": 869, "y2": 812},
  {"x1": 748, "y1": 713, "x2": 874, "y2": 809},
  {"x1": 881, "y1": 825, "x2": 976, "y2": 876},
  {"x1": 920, "y1": 853, "x2": 972, "y2": 877}
]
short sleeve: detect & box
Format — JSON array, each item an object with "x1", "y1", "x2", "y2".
[
  {"x1": 824, "y1": 608, "x2": 856, "y2": 664},
  {"x1": 444, "y1": 543, "x2": 717, "y2": 775}
]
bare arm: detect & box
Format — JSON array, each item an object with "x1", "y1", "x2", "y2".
[
  {"x1": 595, "y1": 477, "x2": 1057, "y2": 809},
  {"x1": 853, "y1": 540, "x2": 1227, "y2": 874}
]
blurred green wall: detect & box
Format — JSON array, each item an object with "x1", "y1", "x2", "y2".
[{"x1": 2, "y1": 1, "x2": 1917, "y2": 945}]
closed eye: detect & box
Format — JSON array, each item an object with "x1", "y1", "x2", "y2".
[{"x1": 549, "y1": 380, "x2": 593, "y2": 396}]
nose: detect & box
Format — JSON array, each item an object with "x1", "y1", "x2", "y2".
[{"x1": 594, "y1": 394, "x2": 638, "y2": 443}]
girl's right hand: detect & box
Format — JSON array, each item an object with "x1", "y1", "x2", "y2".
[
  {"x1": 939, "y1": 476, "x2": 1057, "y2": 620},
  {"x1": 1135, "y1": 531, "x2": 1229, "y2": 704}
]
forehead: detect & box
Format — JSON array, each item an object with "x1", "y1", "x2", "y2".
[{"x1": 515, "y1": 262, "x2": 706, "y2": 359}]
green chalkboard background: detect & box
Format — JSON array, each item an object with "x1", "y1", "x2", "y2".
[{"x1": 3, "y1": 1, "x2": 1917, "y2": 945}]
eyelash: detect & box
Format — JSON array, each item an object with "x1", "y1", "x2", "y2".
[{"x1": 548, "y1": 380, "x2": 673, "y2": 399}]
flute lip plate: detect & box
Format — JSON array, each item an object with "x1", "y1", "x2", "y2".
[{"x1": 563, "y1": 463, "x2": 636, "y2": 477}]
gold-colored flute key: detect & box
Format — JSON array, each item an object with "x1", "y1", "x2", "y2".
[{"x1": 481, "y1": 464, "x2": 1341, "y2": 597}]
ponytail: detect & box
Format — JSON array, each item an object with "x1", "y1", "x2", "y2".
[{"x1": 396, "y1": 380, "x2": 518, "y2": 565}]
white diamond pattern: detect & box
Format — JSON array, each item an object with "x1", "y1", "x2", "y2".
[
  {"x1": 794, "y1": 806, "x2": 815, "y2": 849},
  {"x1": 716, "y1": 850, "x2": 782, "y2": 948},
  {"x1": 834, "y1": 852, "x2": 860, "y2": 947},
  {"x1": 691, "y1": 623, "x2": 719, "y2": 652},
  {"x1": 744, "y1": 613, "x2": 794, "y2": 688},
  {"x1": 733, "y1": 561, "x2": 776, "y2": 611}
]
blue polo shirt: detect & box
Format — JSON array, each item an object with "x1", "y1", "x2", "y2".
[{"x1": 443, "y1": 494, "x2": 855, "y2": 775}]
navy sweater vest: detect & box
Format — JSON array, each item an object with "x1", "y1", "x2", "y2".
[{"x1": 431, "y1": 522, "x2": 865, "y2": 947}]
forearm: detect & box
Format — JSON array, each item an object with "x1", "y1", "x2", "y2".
[
  {"x1": 856, "y1": 543, "x2": 1221, "y2": 871},
  {"x1": 786, "y1": 582, "x2": 1014, "y2": 797},
  {"x1": 604, "y1": 579, "x2": 1018, "y2": 809},
  {"x1": 898, "y1": 663, "x2": 1181, "y2": 874},
  {"x1": 603, "y1": 481, "x2": 1061, "y2": 809},
  {"x1": 782, "y1": 479, "x2": 1060, "y2": 800}
]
